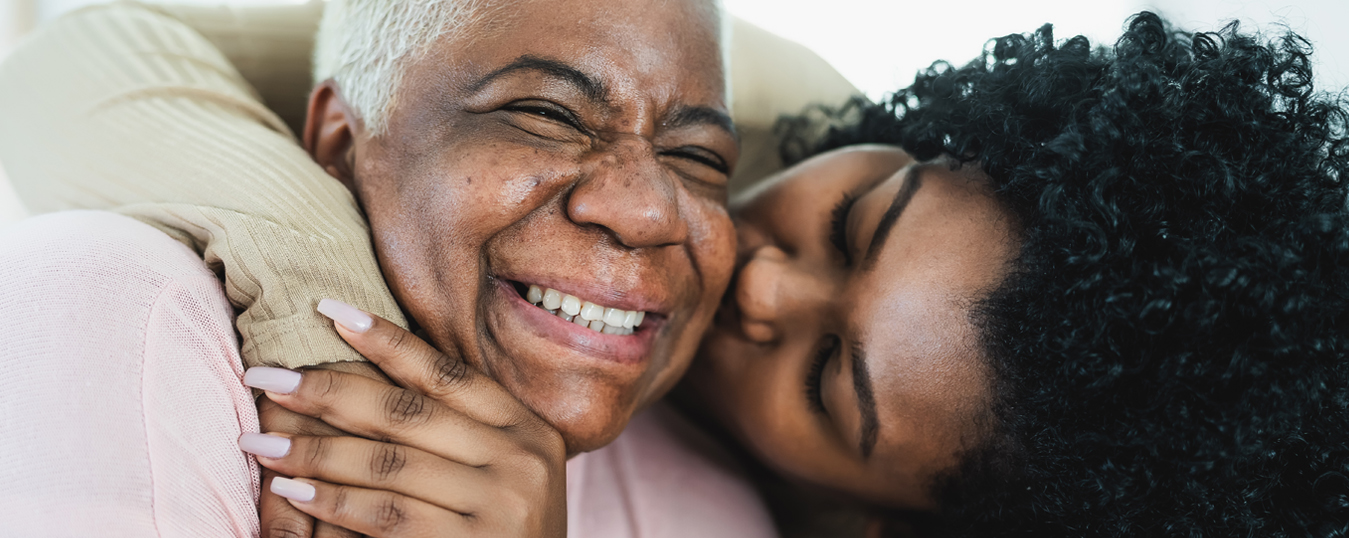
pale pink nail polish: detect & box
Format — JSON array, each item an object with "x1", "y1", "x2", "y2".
[
  {"x1": 271, "y1": 477, "x2": 316, "y2": 502},
  {"x1": 317, "y1": 298, "x2": 374, "y2": 333},
  {"x1": 243, "y1": 367, "x2": 302, "y2": 394},
  {"x1": 239, "y1": 432, "x2": 291, "y2": 459}
]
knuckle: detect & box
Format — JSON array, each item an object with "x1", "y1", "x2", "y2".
[
  {"x1": 383, "y1": 327, "x2": 411, "y2": 355},
  {"x1": 303, "y1": 436, "x2": 332, "y2": 471},
  {"x1": 329, "y1": 486, "x2": 351, "y2": 520},
  {"x1": 382, "y1": 388, "x2": 431, "y2": 427},
  {"x1": 311, "y1": 370, "x2": 344, "y2": 401},
  {"x1": 264, "y1": 516, "x2": 311, "y2": 538},
  {"x1": 373, "y1": 494, "x2": 408, "y2": 534},
  {"x1": 370, "y1": 443, "x2": 407, "y2": 483},
  {"x1": 430, "y1": 351, "x2": 470, "y2": 392}
]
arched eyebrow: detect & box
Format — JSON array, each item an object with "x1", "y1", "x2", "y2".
[
  {"x1": 468, "y1": 55, "x2": 607, "y2": 104},
  {"x1": 663, "y1": 105, "x2": 737, "y2": 140},
  {"x1": 852, "y1": 341, "x2": 880, "y2": 459},
  {"x1": 863, "y1": 166, "x2": 923, "y2": 270}
]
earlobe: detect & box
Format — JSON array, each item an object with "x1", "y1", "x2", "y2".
[{"x1": 303, "y1": 80, "x2": 359, "y2": 188}]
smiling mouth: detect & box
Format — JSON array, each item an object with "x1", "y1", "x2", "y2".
[{"x1": 508, "y1": 282, "x2": 647, "y2": 336}]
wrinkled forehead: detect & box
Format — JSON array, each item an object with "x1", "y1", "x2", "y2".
[{"x1": 442, "y1": 0, "x2": 729, "y2": 108}]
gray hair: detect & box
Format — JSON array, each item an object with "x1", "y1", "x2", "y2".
[{"x1": 312, "y1": 0, "x2": 730, "y2": 136}]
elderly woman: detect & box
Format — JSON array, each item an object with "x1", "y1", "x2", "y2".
[{"x1": 253, "y1": 12, "x2": 1349, "y2": 535}]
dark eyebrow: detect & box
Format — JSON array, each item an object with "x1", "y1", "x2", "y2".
[
  {"x1": 467, "y1": 55, "x2": 607, "y2": 103},
  {"x1": 863, "y1": 165, "x2": 924, "y2": 269},
  {"x1": 852, "y1": 341, "x2": 880, "y2": 459},
  {"x1": 664, "y1": 105, "x2": 737, "y2": 139}
]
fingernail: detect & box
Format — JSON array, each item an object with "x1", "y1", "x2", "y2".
[
  {"x1": 270, "y1": 476, "x2": 316, "y2": 502},
  {"x1": 318, "y1": 298, "x2": 374, "y2": 333},
  {"x1": 243, "y1": 367, "x2": 302, "y2": 394},
  {"x1": 238, "y1": 432, "x2": 291, "y2": 459}
]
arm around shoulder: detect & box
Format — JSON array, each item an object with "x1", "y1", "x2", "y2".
[{"x1": 0, "y1": 3, "x2": 406, "y2": 368}]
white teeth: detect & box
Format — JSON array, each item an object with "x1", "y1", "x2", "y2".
[
  {"x1": 524, "y1": 284, "x2": 647, "y2": 335},
  {"x1": 561, "y1": 295, "x2": 582, "y2": 316},
  {"x1": 580, "y1": 302, "x2": 604, "y2": 321},
  {"x1": 542, "y1": 288, "x2": 562, "y2": 310}
]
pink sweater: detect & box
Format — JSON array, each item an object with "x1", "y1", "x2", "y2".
[{"x1": 0, "y1": 211, "x2": 777, "y2": 537}]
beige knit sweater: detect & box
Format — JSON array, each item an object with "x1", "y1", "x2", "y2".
[{"x1": 0, "y1": 2, "x2": 856, "y2": 369}]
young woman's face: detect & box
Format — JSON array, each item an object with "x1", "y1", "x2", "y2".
[{"x1": 679, "y1": 145, "x2": 1018, "y2": 510}]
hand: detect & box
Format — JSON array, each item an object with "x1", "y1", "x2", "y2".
[
  {"x1": 241, "y1": 301, "x2": 568, "y2": 537},
  {"x1": 256, "y1": 360, "x2": 391, "y2": 538}
]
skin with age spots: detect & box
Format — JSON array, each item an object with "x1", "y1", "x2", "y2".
[
  {"x1": 304, "y1": 0, "x2": 737, "y2": 454},
  {"x1": 679, "y1": 145, "x2": 1018, "y2": 510}
]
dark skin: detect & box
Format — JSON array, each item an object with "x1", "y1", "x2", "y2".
[
  {"x1": 255, "y1": 313, "x2": 569, "y2": 537},
  {"x1": 253, "y1": 0, "x2": 737, "y2": 535},
  {"x1": 678, "y1": 146, "x2": 1018, "y2": 510},
  {"x1": 255, "y1": 146, "x2": 1020, "y2": 537}
]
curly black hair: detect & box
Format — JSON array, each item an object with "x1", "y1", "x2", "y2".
[{"x1": 782, "y1": 11, "x2": 1349, "y2": 537}]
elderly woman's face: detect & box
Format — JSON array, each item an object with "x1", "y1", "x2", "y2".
[
  {"x1": 337, "y1": 0, "x2": 736, "y2": 453},
  {"x1": 680, "y1": 146, "x2": 1018, "y2": 510}
]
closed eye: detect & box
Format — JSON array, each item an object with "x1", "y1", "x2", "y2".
[
  {"x1": 503, "y1": 101, "x2": 585, "y2": 131},
  {"x1": 662, "y1": 146, "x2": 730, "y2": 175},
  {"x1": 805, "y1": 335, "x2": 840, "y2": 414},
  {"x1": 829, "y1": 191, "x2": 859, "y2": 265}
]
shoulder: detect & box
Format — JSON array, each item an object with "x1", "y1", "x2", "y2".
[
  {"x1": 0, "y1": 210, "x2": 230, "y2": 324},
  {"x1": 1, "y1": 210, "x2": 214, "y2": 282}
]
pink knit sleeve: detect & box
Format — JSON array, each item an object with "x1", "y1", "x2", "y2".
[{"x1": 0, "y1": 211, "x2": 261, "y2": 536}]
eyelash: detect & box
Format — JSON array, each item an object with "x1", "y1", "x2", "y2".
[
  {"x1": 829, "y1": 192, "x2": 859, "y2": 264},
  {"x1": 506, "y1": 102, "x2": 584, "y2": 130},
  {"x1": 508, "y1": 103, "x2": 729, "y2": 176},
  {"x1": 805, "y1": 335, "x2": 840, "y2": 414},
  {"x1": 663, "y1": 147, "x2": 730, "y2": 175}
]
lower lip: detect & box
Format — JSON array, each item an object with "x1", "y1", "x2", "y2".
[{"x1": 494, "y1": 279, "x2": 660, "y2": 365}]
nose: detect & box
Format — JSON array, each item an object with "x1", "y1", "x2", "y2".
[
  {"x1": 735, "y1": 245, "x2": 831, "y2": 343},
  {"x1": 567, "y1": 137, "x2": 688, "y2": 249}
]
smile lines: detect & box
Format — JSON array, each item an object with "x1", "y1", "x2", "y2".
[{"x1": 525, "y1": 285, "x2": 645, "y2": 336}]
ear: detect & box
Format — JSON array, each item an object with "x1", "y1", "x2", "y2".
[{"x1": 303, "y1": 80, "x2": 360, "y2": 190}]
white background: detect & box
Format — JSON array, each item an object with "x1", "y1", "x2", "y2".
[{"x1": 2, "y1": 0, "x2": 1347, "y2": 227}]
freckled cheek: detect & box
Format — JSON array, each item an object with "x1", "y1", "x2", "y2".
[{"x1": 689, "y1": 203, "x2": 736, "y2": 292}]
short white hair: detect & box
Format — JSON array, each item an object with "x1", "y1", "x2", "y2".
[{"x1": 312, "y1": 0, "x2": 730, "y2": 136}]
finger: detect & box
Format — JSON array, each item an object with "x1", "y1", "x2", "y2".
[
  {"x1": 317, "y1": 299, "x2": 530, "y2": 426},
  {"x1": 260, "y1": 469, "x2": 317, "y2": 538},
  {"x1": 259, "y1": 395, "x2": 346, "y2": 437},
  {"x1": 251, "y1": 368, "x2": 508, "y2": 465},
  {"x1": 246, "y1": 433, "x2": 493, "y2": 513},
  {"x1": 270, "y1": 476, "x2": 471, "y2": 538},
  {"x1": 314, "y1": 521, "x2": 364, "y2": 538}
]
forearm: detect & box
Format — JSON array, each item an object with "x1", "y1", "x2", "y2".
[{"x1": 0, "y1": 3, "x2": 407, "y2": 367}]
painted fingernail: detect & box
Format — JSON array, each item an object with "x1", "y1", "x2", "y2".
[
  {"x1": 270, "y1": 476, "x2": 316, "y2": 502},
  {"x1": 243, "y1": 367, "x2": 302, "y2": 394},
  {"x1": 317, "y1": 298, "x2": 374, "y2": 333},
  {"x1": 238, "y1": 432, "x2": 291, "y2": 459}
]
